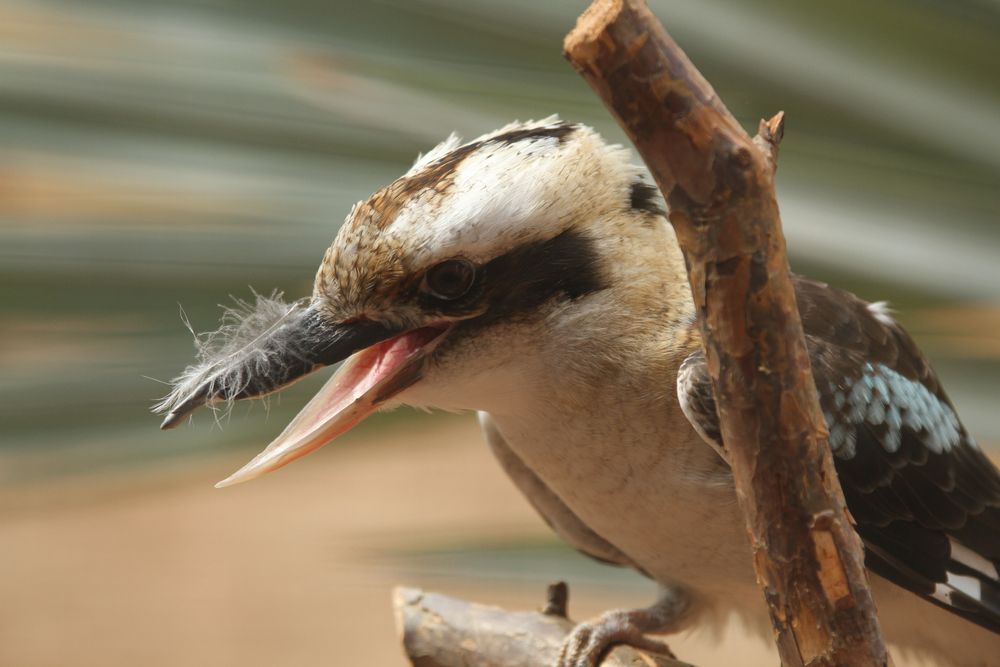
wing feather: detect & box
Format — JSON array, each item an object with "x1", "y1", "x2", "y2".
[{"x1": 677, "y1": 275, "x2": 1000, "y2": 633}]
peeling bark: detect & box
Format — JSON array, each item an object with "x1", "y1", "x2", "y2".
[{"x1": 564, "y1": 2, "x2": 890, "y2": 666}]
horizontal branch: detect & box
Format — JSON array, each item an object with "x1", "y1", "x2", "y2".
[{"x1": 393, "y1": 584, "x2": 694, "y2": 667}]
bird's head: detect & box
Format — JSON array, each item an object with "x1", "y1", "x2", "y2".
[{"x1": 155, "y1": 117, "x2": 685, "y2": 487}]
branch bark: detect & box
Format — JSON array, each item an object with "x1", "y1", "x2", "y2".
[
  {"x1": 564, "y1": 2, "x2": 890, "y2": 666},
  {"x1": 394, "y1": 583, "x2": 693, "y2": 667}
]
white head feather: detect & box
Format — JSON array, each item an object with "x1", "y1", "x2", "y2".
[
  {"x1": 313, "y1": 117, "x2": 661, "y2": 314},
  {"x1": 390, "y1": 117, "x2": 647, "y2": 263}
]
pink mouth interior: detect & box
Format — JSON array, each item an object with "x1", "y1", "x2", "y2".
[
  {"x1": 214, "y1": 323, "x2": 450, "y2": 487},
  {"x1": 317, "y1": 327, "x2": 446, "y2": 422}
]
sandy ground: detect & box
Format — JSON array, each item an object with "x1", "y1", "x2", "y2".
[{"x1": 0, "y1": 414, "x2": 812, "y2": 666}]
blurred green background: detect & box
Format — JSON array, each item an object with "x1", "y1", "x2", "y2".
[
  {"x1": 0, "y1": 1, "x2": 998, "y2": 665},
  {"x1": 2, "y1": 0, "x2": 999, "y2": 478}
]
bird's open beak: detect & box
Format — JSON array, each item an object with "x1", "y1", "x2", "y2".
[
  {"x1": 157, "y1": 304, "x2": 451, "y2": 488},
  {"x1": 213, "y1": 322, "x2": 450, "y2": 488}
]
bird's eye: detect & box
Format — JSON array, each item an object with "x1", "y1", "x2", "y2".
[{"x1": 422, "y1": 258, "x2": 476, "y2": 300}]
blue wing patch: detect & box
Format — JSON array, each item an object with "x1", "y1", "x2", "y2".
[
  {"x1": 678, "y1": 276, "x2": 1000, "y2": 634},
  {"x1": 824, "y1": 362, "x2": 965, "y2": 459}
]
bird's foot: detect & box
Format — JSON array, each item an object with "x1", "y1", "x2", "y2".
[{"x1": 555, "y1": 608, "x2": 676, "y2": 667}]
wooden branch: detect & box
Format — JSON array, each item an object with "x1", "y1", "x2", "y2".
[
  {"x1": 564, "y1": 2, "x2": 890, "y2": 666},
  {"x1": 394, "y1": 583, "x2": 693, "y2": 667}
]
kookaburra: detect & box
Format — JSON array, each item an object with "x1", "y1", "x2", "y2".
[{"x1": 156, "y1": 118, "x2": 1000, "y2": 667}]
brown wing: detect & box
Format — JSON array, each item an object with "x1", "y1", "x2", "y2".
[{"x1": 679, "y1": 275, "x2": 1000, "y2": 633}]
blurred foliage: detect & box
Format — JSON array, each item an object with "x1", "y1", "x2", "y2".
[{"x1": 2, "y1": 0, "x2": 999, "y2": 481}]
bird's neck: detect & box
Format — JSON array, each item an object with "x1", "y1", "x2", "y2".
[
  {"x1": 482, "y1": 218, "x2": 699, "y2": 423},
  {"x1": 482, "y1": 319, "x2": 745, "y2": 592},
  {"x1": 493, "y1": 300, "x2": 707, "y2": 483}
]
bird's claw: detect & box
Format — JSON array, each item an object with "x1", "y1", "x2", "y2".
[{"x1": 555, "y1": 609, "x2": 676, "y2": 667}]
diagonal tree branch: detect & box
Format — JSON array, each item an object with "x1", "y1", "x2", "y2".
[{"x1": 564, "y1": 2, "x2": 890, "y2": 666}]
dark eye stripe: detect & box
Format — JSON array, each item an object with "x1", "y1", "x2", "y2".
[
  {"x1": 412, "y1": 229, "x2": 605, "y2": 321},
  {"x1": 470, "y1": 229, "x2": 605, "y2": 322},
  {"x1": 629, "y1": 180, "x2": 665, "y2": 217}
]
